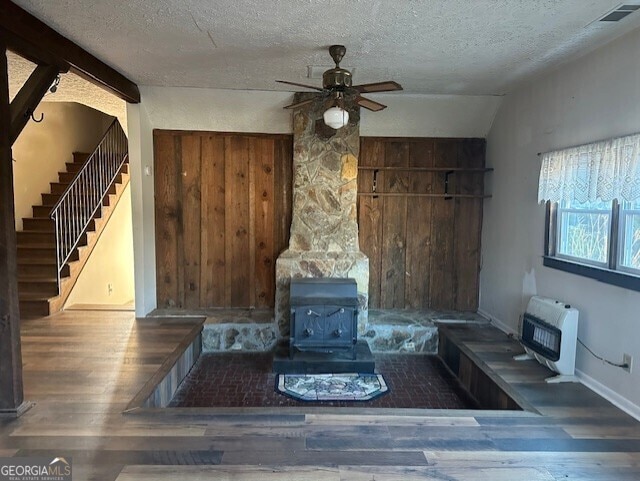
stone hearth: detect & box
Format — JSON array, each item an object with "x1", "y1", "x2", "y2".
[{"x1": 275, "y1": 94, "x2": 369, "y2": 338}]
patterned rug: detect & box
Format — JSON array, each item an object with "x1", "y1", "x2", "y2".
[{"x1": 275, "y1": 373, "x2": 389, "y2": 402}]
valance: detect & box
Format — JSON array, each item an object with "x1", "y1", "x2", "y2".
[{"x1": 538, "y1": 133, "x2": 640, "y2": 204}]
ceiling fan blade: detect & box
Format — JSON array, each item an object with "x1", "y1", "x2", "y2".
[
  {"x1": 356, "y1": 96, "x2": 387, "y2": 112},
  {"x1": 276, "y1": 80, "x2": 324, "y2": 92},
  {"x1": 353, "y1": 81, "x2": 403, "y2": 93},
  {"x1": 283, "y1": 98, "x2": 316, "y2": 110}
]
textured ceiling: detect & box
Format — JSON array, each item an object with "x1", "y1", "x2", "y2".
[{"x1": 9, "y1": 0, "x2": 640, "y2": 96}]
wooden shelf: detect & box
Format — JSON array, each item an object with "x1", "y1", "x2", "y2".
[
  {"x1": 357, "y1": 193, "x2": 491, "y2": 198},
  {"x1": 358, "y1": 166, "x2": 494, "y2": 172},
  {"x1": 359, "y1": 167, "x2": 493, "y2": 199}
]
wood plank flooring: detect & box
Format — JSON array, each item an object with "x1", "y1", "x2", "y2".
[{"x1": 0, "y1": 310, "x2": 638, "y2": 480}]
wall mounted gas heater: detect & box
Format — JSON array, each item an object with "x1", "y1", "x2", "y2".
[{"x1": 514, "y1": 296, "x2": 579, "y2": 383}]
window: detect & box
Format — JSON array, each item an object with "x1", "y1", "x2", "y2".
[
  {"x1": 539, "y1": 133, "x2": 640, "y2": 290},
  {"x1": 556, "y1": 199, "x2": 612, "y2": 267}
]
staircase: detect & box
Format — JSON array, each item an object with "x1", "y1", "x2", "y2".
[{"x1": 17, "y1": 120, "x2": 129, "y2": 318}]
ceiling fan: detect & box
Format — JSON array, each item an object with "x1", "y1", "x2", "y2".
[{"x1": 277, "y1": 45, "x2": 402, "y2": 128}]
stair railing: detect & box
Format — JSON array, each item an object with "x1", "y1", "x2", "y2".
[{"x1": 49, "y1": 119, "x2": 128, "y2": 291}]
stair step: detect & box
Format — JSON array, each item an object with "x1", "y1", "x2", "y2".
[
  {"x1": 17, "y1": 231, "x2": 55, "y2": 244},
  {"x1": 58, "y1": 171, "x2": 77, "y2": 183},
  {"x1": 32, "y1": 205, "x2": 53, "y2": 217},
  {"x1": 41, "y1": 192, "x2": 62, "y2": 205},
  {"x1": 17, "y1": 261, "x2": 69, "y2": 278},
  {"x1": 41, "y1": 194, "x2": 91, "y2": 207},
  {"x1": 65, "y1": 162, "x2": 82, "y2": 173},
  {"x1": 18, "y1": 279, "x2": 59, "y2": 297},
  {"x1": 73, "y1": 152, "x2": 90, "y2": 164},
  {"x1": 49, "y1": 182, "x2": 71, "y2": 195},
  {"x1": 50, "y1": 183, "x2": 109, "y2": 196},
  {"x1": 22, "y1": 217, "x2": 54, "y2": 231},
  {"x1": 17, "y1": 244, "x2": 81, "y2": 263},
  {"x1": 19, "y1": 299, "x2": 50, "y2": 318},
  {"x1": 17, "y1": 245, "x2": 57, "y2": 261}
]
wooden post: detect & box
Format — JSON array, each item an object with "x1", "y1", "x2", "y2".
[{"x1": 0, "y1": 43, "x2": 25, "y2": 415}]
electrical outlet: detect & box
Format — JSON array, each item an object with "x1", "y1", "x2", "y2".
[
  {"x1": 107, "y1": 283, "x2": 113, "y2": 295},
  {"x1": 623, "y1": 353, "x2": 633, "y2": 373}
]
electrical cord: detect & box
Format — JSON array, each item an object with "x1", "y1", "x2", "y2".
[{"x1": 577, "y1": 338, "x2": 628, "y2": 368}]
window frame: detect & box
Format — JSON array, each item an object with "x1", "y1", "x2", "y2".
[
  {"x1": 617, "y1": 203, "x2": 640, "y2": 276},
  {"x1": 544, "y1": 200, "x2": 640, "y2": 292}
]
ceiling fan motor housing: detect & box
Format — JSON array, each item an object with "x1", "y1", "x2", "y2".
[{"x1": 323, "y1": 68, "x2": 352, "y2": 90}]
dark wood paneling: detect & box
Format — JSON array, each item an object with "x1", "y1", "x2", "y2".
[
  {"x1": 200, "y1": 135, "x2": 226, "y2": 307},
  {"x1": 181, "y1": 136, "x2": 202, "y2": 309},
  {"x1": 357, "y1": 139, "x2": 384, "y2": 308},
  {"x1": 429, "y1": 139, "x2": 458, "y2": 309},
  {"x1": 454, "y1": 139, "x2": 485, "y2": 310},
  {"x1": 154, "y1": 131, "x2": 292, "y2": 309},
  {"x1": 380, "y1": 142, "x2": 409, "y2": 308},
  {"x1": 274, "y1": 138, "x2": 293, "y2": 258},
  {"x1": 225, "y1": 136, "x2": 251, "y2": 307},
  {"x1": 405, "y1": 140, "x2": 434, "y2": 308},
  {"x1": 153, "y1": 134, "x2": 180, "y2": 308},
  {"x1": 359, "y1": 137, "x2": 486, "y2": 311},
  {"x1": 253, "y1": 138, "x2": 275, "y2": 308}
]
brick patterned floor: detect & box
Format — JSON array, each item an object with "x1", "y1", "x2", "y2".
[{"x1": 169, "y1": 353, "x2": 477, "y2": 409}]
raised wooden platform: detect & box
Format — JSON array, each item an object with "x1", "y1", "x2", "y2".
[{"x1": 3, "y1": 310, "x2": 639, "y2": 481}]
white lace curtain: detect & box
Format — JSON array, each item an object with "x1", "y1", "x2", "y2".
[{"x1": 538, "y1": 133, "x2": 640, "y2": 204}]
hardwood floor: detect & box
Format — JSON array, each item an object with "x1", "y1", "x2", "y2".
[{"x1": 1, "y1": 310, "x2": 639, "y2": 480}]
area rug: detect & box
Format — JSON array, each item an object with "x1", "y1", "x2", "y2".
[{"x1": 275, "y1": 373, "x2": 389, "y2": 402}]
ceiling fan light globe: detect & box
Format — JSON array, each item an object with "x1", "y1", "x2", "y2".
[{"x1": 323, "y1": 106, "x2": 349, "y2": 129}]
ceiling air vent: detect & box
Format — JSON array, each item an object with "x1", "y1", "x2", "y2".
[{"x1": 600, "y1": 4, "x2": 640, "y2": 22}]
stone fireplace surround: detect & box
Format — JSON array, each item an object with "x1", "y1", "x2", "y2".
[{"x1": 274, "y1": 93, "x2": 369, "y2": 339}]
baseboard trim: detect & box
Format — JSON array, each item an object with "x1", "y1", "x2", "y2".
[
  {"x1": 477, "y1": 308, "x2": 518, "y2": 336},
  {"x1": 576, "y1": 368, "x2": 640, "y2": 422}
]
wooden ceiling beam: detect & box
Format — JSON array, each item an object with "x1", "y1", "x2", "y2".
[
  {"x1": 0, "y1": 0, "x2": 140, "y2": 104},
  {"x1": 9, "y1": 63, "x2": 59, "y2": 144},
  {"x1": 0, "y1": 26, "x2": 68, "y2": 73}
]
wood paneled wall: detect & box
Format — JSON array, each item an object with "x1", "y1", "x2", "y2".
[
  {"x1": 153, "y1": 131, "x2": 292, "y2": 309},
  {"x1": 358, "y1": 137, "x2": 486, "y2": 311}
]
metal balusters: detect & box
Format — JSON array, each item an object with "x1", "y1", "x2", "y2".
[{"x1": 49, "y1": 120, "x2": 128, "y2": 290}]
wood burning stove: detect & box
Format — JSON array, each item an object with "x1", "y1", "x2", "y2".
[
  {"x1": 272, "y1": 277, "x2": 374, "y2": 374},
  {"x1": 289, "y1": 278, "x2": 358, "y2": 359}
]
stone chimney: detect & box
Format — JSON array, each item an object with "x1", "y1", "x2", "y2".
[{"x1": 275, "y1": 94, "x2": 369, "y2": 337}]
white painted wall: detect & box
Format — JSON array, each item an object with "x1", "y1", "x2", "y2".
[
  {"x1": 482, "y1": 27, "x2": 640, "y2": 417},
  {"x1": 127, "y1": 102, "x2": 156, "y2": 318},
  {"x1": 12, "y1": 102, "x2": 112, "y2": 230},
  {"x1": 361, "y1": 94, "x2": 502, "y2": 138},
  {"x1": 129, "y1": 86, "x2": 502, "y2": 318},
  {"x1": 140, "y1": 86, "x2": 502, "y2": 137},
  {"x1": 65, "y1": 185, "x2": 135, "y2": 307}
]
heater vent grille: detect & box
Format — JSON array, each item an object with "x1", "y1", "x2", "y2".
[{"x1": 522, "y1": 314, "x2": 562, "y2": 362}]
